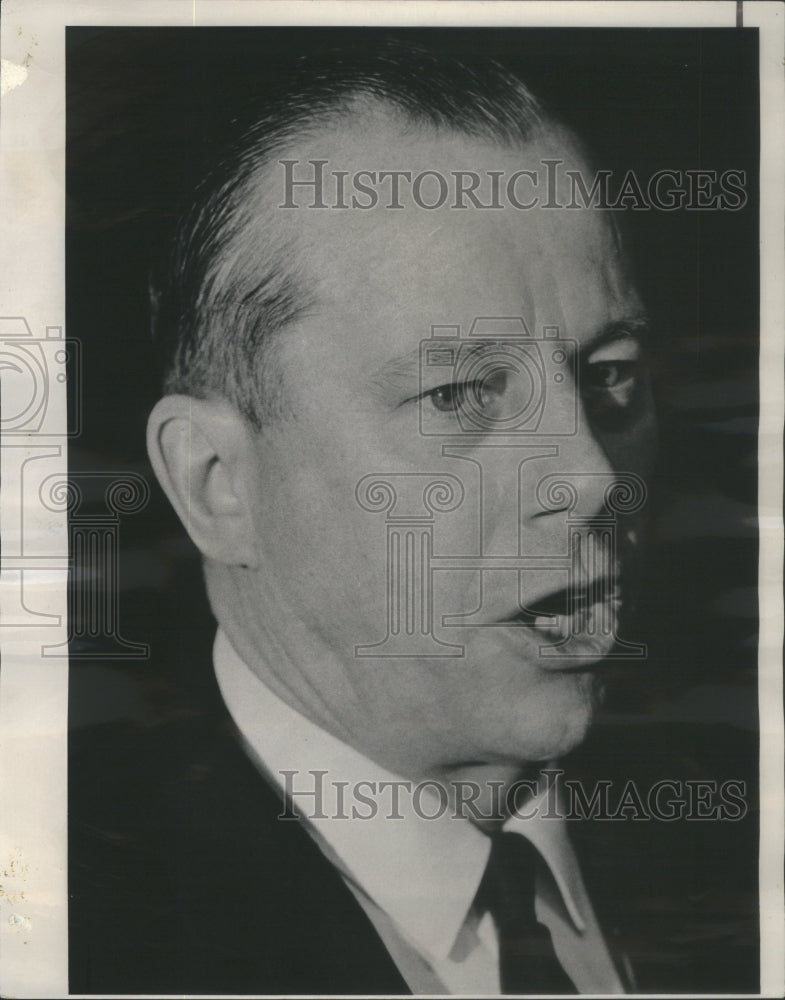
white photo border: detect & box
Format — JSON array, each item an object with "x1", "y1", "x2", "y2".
[{"x1": 1, "y1": 2, "x2": 782, "y2": 997}]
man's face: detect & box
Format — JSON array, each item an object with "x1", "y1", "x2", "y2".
[{"x1": 232, "y1": 114, "x2": 656, "y2": 779}]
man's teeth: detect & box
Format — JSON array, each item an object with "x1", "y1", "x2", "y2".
[
  {"x1": 533, "y1": 614, "x2": 568, "y2": 641},
  {"x1": 530, "y1": 601, "x2": 611, "y2": 640}
]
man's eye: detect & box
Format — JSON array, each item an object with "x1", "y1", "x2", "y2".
[
  {"x1": 584, "y1": 360, "x2": 639, "y2": 396},
  {"x1": 585, "y1": 361, "x2": 632, "y2": 391},
  {"x1": 428, "y1": 382, "x2": 466, "y2": 412},
  {"x1": 426, "y1": 369, "x2": 509, "y2": 414},
  {"x1": 582, "y1": 359, "x2": 645, "y2": 426}
]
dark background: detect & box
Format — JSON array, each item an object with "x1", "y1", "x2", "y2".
[{"x1": 66, "y1": 26, "x2": 760, "y2": 988}]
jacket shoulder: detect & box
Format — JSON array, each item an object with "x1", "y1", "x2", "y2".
[{"x1": 69, "y1": 689, "x2": 408, "y2": 995}]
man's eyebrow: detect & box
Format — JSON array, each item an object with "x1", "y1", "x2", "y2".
[
  {"x1": 370, "y1": 316, "x2": 652, "y2": 392},
  {"x1": 581, "y1": 316, "x2": 652, "y2": 354},
  {"x1": 369, "y1": 345, "x2": 423, "y2": 390},
  {"x1": 371, "y1": 338, "x2": 522, "y2": 388}
]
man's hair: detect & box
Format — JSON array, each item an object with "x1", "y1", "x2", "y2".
[{"x1": 151, "y1": 37, "x2": 554, "y2": 428}]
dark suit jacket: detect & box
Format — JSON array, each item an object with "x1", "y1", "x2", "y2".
[
  {"x1": 69, "y1": 604, "x2": 759, "y2": 995},
  {"x1": 69, "y1": 655, "x2": 409, "y2": 994}
]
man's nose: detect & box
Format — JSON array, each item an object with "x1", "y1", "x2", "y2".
[
  {"x1": 445, "y1": 420, "x2": 621, "y2": 562},
  {"x1": 522, "y1": 414, "x2": 620, "y2": 524}
]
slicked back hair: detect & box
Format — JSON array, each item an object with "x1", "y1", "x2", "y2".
[{"x1": 151, "y1": 38, "x2": 554, "y2": 428}]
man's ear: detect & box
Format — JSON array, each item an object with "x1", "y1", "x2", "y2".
[{"x1": 146, "y1": 394, "x2": 260, "y2": 567}]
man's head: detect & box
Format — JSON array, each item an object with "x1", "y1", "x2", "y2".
[
  {"x1": 149, "y1": 40, "x2": 547, "y2": 427},
  {"x1": 147, "y1": 40, "x2": 657, "y2": 784}
]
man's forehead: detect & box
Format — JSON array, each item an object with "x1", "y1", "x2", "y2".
[
  {"x1": 273, "y1": 104, "x2": 587, "y2": 204},
  {"x1": 252, "y1": 110, "x2": 640, "y2": 368},
  {"x1": 273, "y1": 126, "x2": 619, "y2": 251}
]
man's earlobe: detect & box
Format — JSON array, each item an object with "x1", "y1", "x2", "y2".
[{"x1": 146, "y1": 395, "x2": 260, "y2": 567}]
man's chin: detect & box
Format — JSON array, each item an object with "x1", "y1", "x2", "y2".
[
  {"x1": 550, "y1": 666, "x2": 606, "y2": 744},
  {"x1": 466, "y1": 667, "x2": 605, "y2": 768}
]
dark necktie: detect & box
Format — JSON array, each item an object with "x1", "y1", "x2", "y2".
[{"x1": 475, "y1": 831, "x2": 578, "y2": 995}]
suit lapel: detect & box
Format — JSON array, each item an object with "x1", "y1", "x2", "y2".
[{"x1": 173, "y1": 666, "x2": 413, "y2": 995}]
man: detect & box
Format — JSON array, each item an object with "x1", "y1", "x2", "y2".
[{"x1": 68, "y1": 37, "x2": 758, "y2": 995}]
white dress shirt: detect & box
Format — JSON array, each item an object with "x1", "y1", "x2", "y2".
[{"x1": 213, "y1": 629, "x2": 626, "y2": 994}]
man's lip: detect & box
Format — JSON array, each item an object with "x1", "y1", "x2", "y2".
[
  {"x1": 489, "y1": 581, "x2": 624, "y2": 671},
  {"x1": 496, "y1": 578, "x2": 619, "y2": 625}
]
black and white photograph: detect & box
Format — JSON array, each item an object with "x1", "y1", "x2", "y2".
[{"x1": 1, "y1": 2, "x2": 783, "y2": 997}]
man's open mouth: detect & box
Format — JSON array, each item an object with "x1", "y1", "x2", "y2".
[{"x1": 498, "y1": 579, "x2": 621, "y2": 642}]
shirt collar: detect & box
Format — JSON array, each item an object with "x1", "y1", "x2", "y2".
[
  {"x1": 213, "y1": 628, "x2": 586, "y2": 961},
  {"x1": 504, "y1": 781, "x2": 588, "y2": 932}
]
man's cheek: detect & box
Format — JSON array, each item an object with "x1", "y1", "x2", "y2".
[{"x1": 310, "y1": 520, "x2": 391, "y2": 639}]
